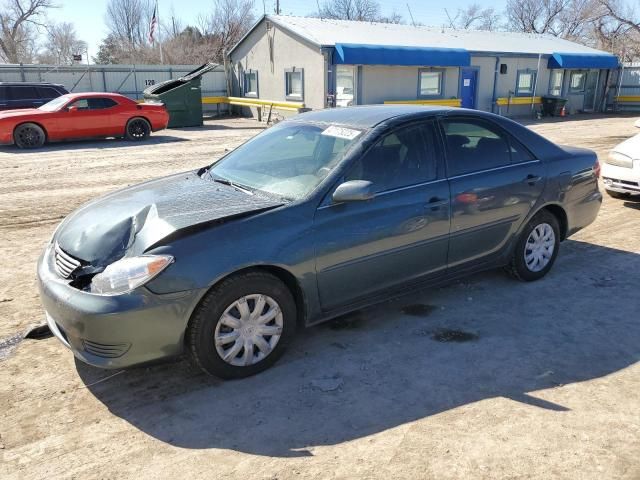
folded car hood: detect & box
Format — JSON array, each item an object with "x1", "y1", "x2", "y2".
[{"x1": 56, "y1": 171, "x2": 283, "y2": 267}]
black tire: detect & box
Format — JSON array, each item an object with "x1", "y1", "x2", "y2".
[
  {"x1": 14, "y1": 123, "x2": 46, "y2": 149},
  {"x1": 125, "y1": 117, "x2": 151, "y2": 141},
  {"x1": 605, "y1": 189, "x2": 629, "y2": 199},
  {"x1": 187, "y1": 271, "x2": 297, "y2": 379},
  {"x1": 506, "y1": 210, "x2": 561, "y2": 282}
]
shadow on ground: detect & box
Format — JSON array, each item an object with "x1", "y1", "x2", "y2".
[
  {"x1": 77, "y1": 240, "x2": 640, "y2": 457},
  {"x1": 0, "y1": 135, "x2": 187, "y2": 153},
  {"x1": 170, "y1": 124, "x2": 265, "y2": 132}
]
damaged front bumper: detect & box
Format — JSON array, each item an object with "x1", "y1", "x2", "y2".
[{"x1": 37, "y1": 243, "x2": 206, "y2": 369}]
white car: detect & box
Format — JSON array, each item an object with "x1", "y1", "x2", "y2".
[{"x1": 601, "y1": 119, "x2": 640, "y2": 198}]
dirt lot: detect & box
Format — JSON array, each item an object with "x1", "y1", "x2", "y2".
[{"x1": 1, "y1": 114, "x2": 639, "y2": 479}]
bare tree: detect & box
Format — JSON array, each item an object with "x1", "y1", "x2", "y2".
[
  {"x1": 595, "y1": 0, "x2": 640, "y2": 59},
  {"x1": 598, "y1": 0, "x2": 640, "y2": 33},
  {"x1": 200, "y1": 0, "x2": 255, "y2": 61},
  {"x1": 105, "y1": 0, "x2": 152, "y2": 49},
  {"x1": 446, "y1": 3, "x2": 501, "y2": 30},
  {"x1": 37, "y1": 21, "x2": 87, "y2": 64},
  {"x1": 506, "y1": 0, "x2": 571, "y2": 33},
  {"x1": 311, "y1": 0, "x2": 403, "y2": 23},
  {"x1": 316, "y1": 0, "x2": 381, "y2": 21},
  {"x1": 0, "y1": 0, "x2": 54, "y2": 63}
]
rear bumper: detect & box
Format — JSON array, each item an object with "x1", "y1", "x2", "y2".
[
  {"x1": 37, "y1": 243, "x2": 206, "y2": 369},
  {"x1": 601, "y1": 162, "x2": 640, "y2": 194}
]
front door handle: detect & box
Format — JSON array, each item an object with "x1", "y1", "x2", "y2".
[
  {"x1": 524, "y1": 174, "x2": 542, "y2": 186},
  {"x1": 426, "y1": 196, "x2": 449, "y2": 210}
]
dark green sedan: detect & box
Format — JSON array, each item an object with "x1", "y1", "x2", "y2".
[{"x1": 38, "y1": 106, "x2": 602, "y2": 378}]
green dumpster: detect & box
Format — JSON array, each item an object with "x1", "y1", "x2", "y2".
[
  {"x1": 143, "y1": 63, "x2": 217, "y2": 128},
  {"x1": 541, "y1": 95, "x2": 568, "y2": 117}
]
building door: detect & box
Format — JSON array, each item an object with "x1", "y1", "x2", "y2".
[
  {"x1": 460, "y1": 68, "x2": 478, "y2": 109},
  {"x1": 584, "y1": 70, "x2": 600, "y2": 111},
  {"x1": 335, "y1": 65, "x2": 357, "y2": 107}
]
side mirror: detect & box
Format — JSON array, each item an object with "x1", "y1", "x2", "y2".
[
  {"x1": 332, "y1": 180, "x2": 374, "y2": 203},
  {"x1": 67, "y1": 105, "x2": 78, "y2": 113}
]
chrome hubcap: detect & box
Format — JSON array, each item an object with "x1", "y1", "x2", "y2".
[
  {"x1": 524, "y1": 222, "x2": 555, "y2": 272},
  {"x1": 214, "y1": 294, "x2": 283, "y2": 367}
]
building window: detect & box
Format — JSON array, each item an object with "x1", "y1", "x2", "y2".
[
  {"x1": 418, "y1": 69, "x2": 443, "y2": 97},
  {"x1": 285, "y1": 68, "x2": 304, "y2": 100},
  {"x1": 569, "y1": 71, "x2": 586, "y2": 93},
  {"x1": 516, "y1": 70, "x2": 536, "y2": 96},
  {"x1": 549, "y1": 70, "x2": 564, "y2": 96},
  {"x1": 243, "y1": 69, "x2": 258, "y2": 98}
]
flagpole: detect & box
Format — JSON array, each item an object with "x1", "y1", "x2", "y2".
[{"x1": 157, "y1": 0, "x2": 164, "y2": 64}]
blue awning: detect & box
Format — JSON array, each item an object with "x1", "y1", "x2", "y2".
[
  {"x1": 548, "y1": 52, "x2": 619, "y2": 69},
  {"x1": 333, "y1": 43, "x2": 470, "y2": 67}
]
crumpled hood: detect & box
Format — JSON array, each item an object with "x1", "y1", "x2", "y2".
[{"x1": 56, "y1": 171, "x2": 283, "y2": 267}]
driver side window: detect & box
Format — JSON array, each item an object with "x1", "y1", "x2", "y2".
[
  {"x1": 69, "y1": 99, "x2": 90, "y2": 110},
  {"x1": 345, "y1": 122, "x2": 437, "y2": 193}
]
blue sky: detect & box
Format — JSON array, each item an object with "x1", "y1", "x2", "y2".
[{"x1": 47, "y1": 0, "x2": 506, "y2": 58}]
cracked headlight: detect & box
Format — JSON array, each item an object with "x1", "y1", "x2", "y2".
[{"x1": 90, "y1": 255, "x2": 174, "y2": 295}]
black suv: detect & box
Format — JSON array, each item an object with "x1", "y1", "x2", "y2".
[{"x1": 0, "y1": 82, "x2": 69, "y2": 110}]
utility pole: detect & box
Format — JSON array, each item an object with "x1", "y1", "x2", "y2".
[
  {"x1": 406, "y1": 3, "x2": 416, "y2": 27},
  {"x1": 275, "y1": 0, "x2": 280, "y2": 15}
]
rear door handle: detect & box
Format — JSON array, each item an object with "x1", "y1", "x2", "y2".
[
  {"x1": 524, "y1": 174, "x2": 542, "y2": 186},
  {"x1": 426, "y1": 196, "x2": 449, "y2": 210}
]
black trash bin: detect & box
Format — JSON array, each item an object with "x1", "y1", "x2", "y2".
[
  {"x1": 143, "y1": 63, "x2": 217, "y2": 128},
  {"x1": 541, "y1": 95, "x2": 568, "y2": 117}
]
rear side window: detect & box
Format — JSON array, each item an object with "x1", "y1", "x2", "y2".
[
  {"x1": 441, "y1": 118, "x2": 534, "y2": 176},
  {"x1": 8, "y1": 86, "x2": 39, "y2": 100},
  {"x1": 0, "y1": 86, "x2": 6, "y2": 101},
  {"x1": 509, "y1": 136, "x2": 536, "y2": 163},
  {"x1": 87, "y1": 98, "x2": 117, "y2": 109},
  {"x1": 101, "y1": 98, "x2": 118, "y2": 108},
  {"x1": 37, "y1": 87, "x2": 61, "y2": 99},
  {"x1": 345, "y1": 122, "x2": 438, "y2": 193}
]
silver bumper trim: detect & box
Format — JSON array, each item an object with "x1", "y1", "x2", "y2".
[{"x1": 45, "y1": 312, "x2": 71, "y2": 350}]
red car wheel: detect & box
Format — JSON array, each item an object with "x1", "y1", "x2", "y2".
[
  {"x1": 14, "y1": 123, "x2": 46, "y2": 149},
  {"x1": 125, "y1": 118, "x2": 151, "y2": 141}
]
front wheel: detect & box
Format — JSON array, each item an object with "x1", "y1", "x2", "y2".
[
  {"x1": 14, "y1": 123, "x2": 45, "y2": 149},
  {"x1": 187, "y1": 271, "x2": 297, "y2": 379},
  {"x1": 125, "y1": 117, "x2": 151, "y2": 141},
  {"x1": 507, "y1": 210, "x2": 560, "y2": 282}
]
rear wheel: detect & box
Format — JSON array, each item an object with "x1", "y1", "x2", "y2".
[
  {"x1": 14, "y1": 123, "x2": 45, "y2": 149},
  {"x1": 125, "y1": 117, "x2": 151, "y2": 141},
  {"x1": 507, "y1": 210, "x2": 560, "y2": 282},
  {"x1": 187, "y1": 271, "x2": 297, "y2": 379}
]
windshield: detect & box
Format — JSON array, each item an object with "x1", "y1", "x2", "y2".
[
  {"x1": 207, "y1": 122, "x2": 362, "y2": 200},
  {"x1": 38, "y1": 96, "x2": 69, "y2": 112}
]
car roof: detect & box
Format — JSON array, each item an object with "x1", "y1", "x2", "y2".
[
  {"x1": 61, "y1": 92, "x2": 128, "y2": 100},
  {"x1": 294, "y1": 105, "x2": 455, "y2": 128},
  {"x1": 0, "y1": 82, "x2": 66, "y2": 87}
]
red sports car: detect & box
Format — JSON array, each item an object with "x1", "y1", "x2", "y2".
[{"x1": 0, "y1": 92, "x2": 170, "y2": 149}]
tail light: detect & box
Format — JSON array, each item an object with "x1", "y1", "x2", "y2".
[{"x1": 594, "y1": 158, "x2": 601, "y2": 178}]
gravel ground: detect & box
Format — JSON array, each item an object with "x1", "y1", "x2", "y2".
[{"x1": 0, "y1": 114, "x2": 639, "y2": 480}]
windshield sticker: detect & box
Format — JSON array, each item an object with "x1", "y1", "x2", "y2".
[{"x1": 321, "y1": 125, "x2": 361, "y2": 140}]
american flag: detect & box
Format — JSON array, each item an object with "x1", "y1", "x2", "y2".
[{"x1": 148, "y1": 2, "x2": 158, "y2": 44}]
